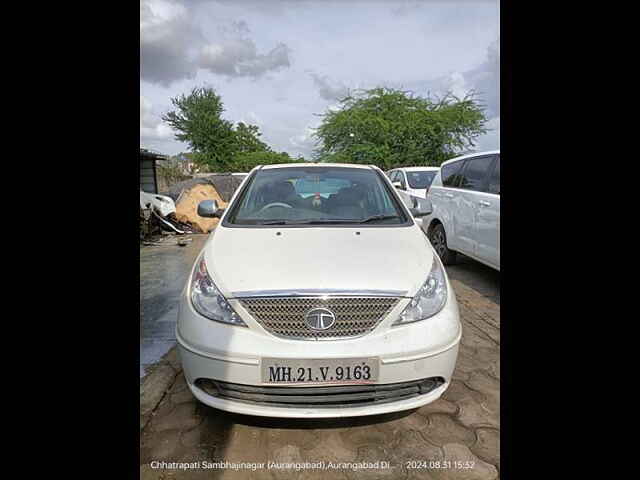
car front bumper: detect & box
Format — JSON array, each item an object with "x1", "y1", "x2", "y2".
[
  {"x1": 177, "y1": 333, "x2": 459, "y2": 418},
  {"x1": 176, "y1": 263, "x2": 461, "y2": 418}
]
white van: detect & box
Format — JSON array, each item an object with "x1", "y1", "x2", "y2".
[
  {"x1": 387, "y1": 167, "x2": 440, "y2": 199},
  {"x1": 423, "y1": 151, "x2": 500, "y2": 271}
]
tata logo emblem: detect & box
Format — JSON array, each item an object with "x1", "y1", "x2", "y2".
[{"x1": 304, "y1": 308, "x2": 336, "y2": 330}]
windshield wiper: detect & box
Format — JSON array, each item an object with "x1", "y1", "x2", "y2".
[
  {"x1": 256, "y1": 219, "x2": 343, "y2": 225},
  {"x1": 257, "y1": 216, "x2": 400, "y2": 225},
  {"x1": 355, "y1": 214, "x2": 401, "y2": 224},
  {"x1": 286, "y1": 219, "x2": 355, "y2": 224},
  {"x1": 258, "y1": 220, "x2": 293, "y2": 225}
]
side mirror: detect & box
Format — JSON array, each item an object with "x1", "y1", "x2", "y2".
[
  {"x1": 410, "y1": 197, "x2": 432, "y2": 217},
  {"x1": 392, "y1": 181, "x2": 404, "y2": 190},
  {"x1": 197, "y1": 199, "x2": 223, "y2": 218}
]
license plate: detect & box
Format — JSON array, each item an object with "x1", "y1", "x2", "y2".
[{"x1": 261, "y1": 357, "x2": 379, "y2": 385}]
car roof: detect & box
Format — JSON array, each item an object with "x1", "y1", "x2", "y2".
[
  {"x1": 399, "y1": 166, "x2": 440, "y2": 172},
  {"x1": 261, "y1": 163, "x2": 374, "y2": 170},
  {"x1": 440, "y1": 150, "x2": 500, "y2": 167}
]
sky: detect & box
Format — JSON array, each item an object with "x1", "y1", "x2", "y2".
[{"x1": 140, "y1": 0, "x2": 500, "y2": 159}]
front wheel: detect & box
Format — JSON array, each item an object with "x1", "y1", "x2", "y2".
[{"x1": 429, "y1": 223, "x2": 457, "y2": 265}]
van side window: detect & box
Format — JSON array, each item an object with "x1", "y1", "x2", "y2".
[
  {"x1": 441, "y1": 160, "x2": 464, "y2": 187},
  {"x1": 398, "y1": 171, "x2": 406, "y2": 189},
  {"x1": 487, "y1": 156, "x2": 500, "y2": 194},
  {"x1": 458, "y1": 156, "x2": 494, "y2": 192}
]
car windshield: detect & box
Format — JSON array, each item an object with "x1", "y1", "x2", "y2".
[
  {"x1": 226, "y1": 166, "x2": 409, "y2": 226},
  {"x1": 406, "y1": 171, "x2": 437, "y2": 189}
]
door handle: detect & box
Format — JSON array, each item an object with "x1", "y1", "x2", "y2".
[
  {"x1": 478, "y1": 200, "x2": 491, "y2": 207},
  {"x1": 444, "y1": 193, "x2": 455, "y2": 198}
]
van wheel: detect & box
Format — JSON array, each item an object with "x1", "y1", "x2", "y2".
[{"x1": 430, "y1": 224, "x2": 457, "y2": 265}]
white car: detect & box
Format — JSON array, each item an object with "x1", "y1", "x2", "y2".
[
  {"x1": 176, "y1": 163, "x2": 461, "y2": 418},
  {"x1": 387, "y1": 167, "x2": 440, "y2": 199},
  {"x1": 423, "y1": 151, "x2": 500, "y2": 270}
]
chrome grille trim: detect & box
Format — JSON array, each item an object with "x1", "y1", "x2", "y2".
[
  {"x1": 239, "y1": 296, "x2": 400, "y2": 340},
  {"x1": 231, "y1": 289, "x2": 409, "y2": 298}
]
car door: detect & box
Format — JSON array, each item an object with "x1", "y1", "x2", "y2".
[
  {"x1": 428, "y1": 159, "x2": 465, "y2": 251},
  {"x1": 404, "y1": 171, "x2": 418, "y2": 197},
  {"x1": 389, "y1": 170, "x2": 397, "y2": 189},
  {"x1": 455, "y1": 155, "x2": 496, "y2": 258},
  {"x1": 406, "y1": 170, "x2": 432, "y2": 199},
  {"x1": 398, "y1": 171, "x2": 408, "y2": 192},
  {"x1": 475, "y1": 155, "x2": 500, "y2": 269},
  {"x1": 394, "y1": 170, "x2": 415, "y2": 210}
]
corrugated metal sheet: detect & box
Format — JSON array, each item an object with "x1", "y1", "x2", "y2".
[{"x1": 140, "y1": 158, "x2": 157, "y2": 193}]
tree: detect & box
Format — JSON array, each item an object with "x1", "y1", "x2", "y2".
[
  {"x1": 234, "y1": 122, "x2": 269, "y2": 155},
  {"x1": 162, "y1": 87, "x2": 238, "y2": 172},
  {"x1": 156, "y1": 155, "x2": 190, "y2": 188},
  {"x1": 228, "y1": 150, "x2": 300, "y2": 172},
  {"x1": 163, "y1": 86, "x2": 304, "y2": 172},
  {"x1": 313, "y1": 87, "x2": 488, "y2": 169}
]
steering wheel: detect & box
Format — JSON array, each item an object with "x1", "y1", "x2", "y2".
[{"x1": 259, "y1": 202, "x2": 293, "y2": 212}]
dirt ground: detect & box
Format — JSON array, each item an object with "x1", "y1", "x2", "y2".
[{"x1": 140, "y1": 243, "x2": 500, "y2": 480}]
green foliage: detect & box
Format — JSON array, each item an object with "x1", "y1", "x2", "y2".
[
  {"x1": 162, "y1": 87, "x2": 279, "y2": 172},
  {"x1": 234, "y1": 122, "x2": 269, "y2": 155},
  {"x1": 313, "y1": 87, "x2": 488, "y2": 169},
  {"x1": 162, "y1": 87, "x2": 237, "y2": 171},
  {"x1": 228, "y1": 151, "x2": 300, "y2": 172},
  {"x1": 156, "y1": 157, "x2": 190, "y2": 186}
]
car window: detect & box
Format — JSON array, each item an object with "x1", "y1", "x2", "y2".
[
  {"x1": 398, "y1": 171, "x2": 406, "y2": 188},
  {"x1": 226, "y1": 167, "x2": 409, "y2": 226},
  {"x1": 441, "y1": 160, "x2": 464, "y2": 187},
  {"x1": 407, "y1": 171, "x2": 437, "y2": 189},
  {"x1": 487, "y1": 156, "x2": 500, "y2": 194},
  {"x1": 458, "y1": 156, "x2": 494, "y2": 192}
]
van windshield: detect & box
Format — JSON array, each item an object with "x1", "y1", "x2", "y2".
[
  {"x1": 225, "y1": 167, "x2": 409, "y2": 226},
  {"x1": 407, "y1": 171, "x2": 437, "y2": 189}
]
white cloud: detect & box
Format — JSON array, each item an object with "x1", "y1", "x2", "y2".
[
  {"x1": 198, "y1": 31, "x2": 291, "y2": 78},
  {"x1": 309, "y1": 72, "x2": 349, "y2": 101},
  {"x1": 289, "y1": 125, "x2": 319, "y2": 154},
  {"x1": 237, "y1": 110, "x2": 263, "y2": 127},
  {"x1": 140, "y1": 95, "x2": 183, "y2": 153},
  {"x1": 447, "y1": 72, "x2": 468, "y2": 99},
  {"x1": 141, "y1": 1, "x2": 291, "y2": 85},
  {"x1": 140, "y1": 0, "x2": 499, "y2": 158},
  {"x1": 465, "y1": 38, "x2": 499, "y2": 117},
  {"x1": 140, "y1": 0, "x2": 201, "y2": 86},
  {"x1": 475, "y1": 116, "x2": 500, "y2": 151},
  {"x1": 140, "y1": 0, "x2": 186, "y2": 32}
]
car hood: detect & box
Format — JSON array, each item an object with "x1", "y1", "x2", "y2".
[{"x1": 203, "y1": 225, "x2": 434, "y2": 298}]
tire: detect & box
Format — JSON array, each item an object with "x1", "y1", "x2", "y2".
[{"x1": 429, "y1": 223, "x2": 457, "y2": 265}]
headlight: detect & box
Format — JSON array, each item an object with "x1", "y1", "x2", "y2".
[
  {"x1": 393, "y1": 254, "x2": 448, "y2": 325},
  {"x1": 190, "y1": 256, "x2": 246, "y2": 326}
]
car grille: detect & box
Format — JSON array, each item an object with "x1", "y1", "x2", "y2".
[
  {"x1": 195, "y1": 377, "x2": 445, "y2": 408},
  {"x1": 238, "y1": 297, "x2": 400, "y2": 340}
]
